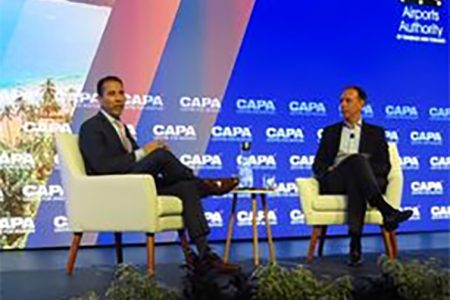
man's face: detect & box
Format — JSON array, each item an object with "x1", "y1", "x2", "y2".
[
  {"x1": 340, "y1": 88, "x2": 364, "y2": 122},
  {"x1": 98, "y1": 80, "x2": 126, "y2": 118}
]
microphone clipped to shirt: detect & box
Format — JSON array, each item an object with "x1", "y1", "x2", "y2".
[{"x1": 350, "y1": 133, "x2": 355, "y2": 139}]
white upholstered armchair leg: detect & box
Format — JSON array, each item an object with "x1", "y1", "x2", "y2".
[
  {"x1": 66, "y1": 232, "x2": 83, "y2": 275},
  {"x1": 380, "y1": 227, "x2": 397, "y2": 259},
  {"x1": 146, "y1": 233, "x2": 156, "y2": 274},
  {"x1": 307, "y1": 226, "x2": 321, "y2": 263}
]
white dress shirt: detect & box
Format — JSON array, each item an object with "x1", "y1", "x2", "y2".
[
  {"x1": 333, "y1": 118, "x2": 362, "y2": 167},
  {"x1": 101, "y1": 110, "x2": 147, "y2": 162}
]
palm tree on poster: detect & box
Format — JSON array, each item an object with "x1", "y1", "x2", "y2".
[{"x1": 40, "y1": 79, "x2": 60, "y2": 118}]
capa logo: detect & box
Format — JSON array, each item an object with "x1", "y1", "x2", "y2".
[
  {"x1": 411, "y1": 181, "x2": 444, "y2": 195},
  {"x1": 0, "y1": 217, "x2": 35, "y2": 234},
  {"x1": 385, "y1": 105, "x2": 419, "y2": 119},
  {"x1": 22, "y1": 122, "x2": 72, "y2": 134},
  {"x1": 152, "y1": 125, "x2": 196, "y2": 140},
  {"x1": 290, "y1": 209, "x2": 306, "y2": 225},
  {"x1": 22, "y1": 184, "x2": 65, "y2": 201},
  {"x1": 205, "y1": 211, "x2": 223, "y2": 227},
  {"x1": 236, "y1": 155, "x2": 277, "y2": 170},
  {"x1": 266, "y1": 127, "x2": 304, "y2": 143},
  {"x1": 410, "y1": 131, "x2": 442, "y2": 145},
  {"x1": 289, "y1": 101, "x2": 327, "y2": 116},
  {"x1": 211, "y1": 126, "x2": 252, "y2": 141},
  {"x1": 385, "y1": 130, "x2": 400, "y2": 143},
  {"x1": 428, "y1": 107, "x2": 450, "y2": 121},
  {"x1": 431, "y1": 206, "x2": 450, "y2": 220},
  {"x1": 0, "y1": 152, "x2": 35, "y2": 169},
  {"x1": 275, "y1": 182, "x2": 298, "y2": 197},
  {"x1": 180, "y1": 96, "x2": 221, "y2": 112},
  {"x1": 290, "y1": 155, "x2": 315, "y2": 170},
  {"x1": 236, "y1": 210, "x2": 278, "y2": 226},
  {"x1": 400, "y1": 156, "x2": 420, "y2": 170},
  {"x1": 126, "y1": 94, "x2": 164, "y2": 110},
  {"x1": 180, "y1": 154, "x2": 222, "y2": 170},
  {"x1": 236, "y1": 98, "x2": 276, "y2": 114},
  {"x1": 429, "y1": 156, "x2": 450, "y2": 170},
  {"x1": 76, "y1": 93, "x2": 164, "y2": 110},
  {"x1": 54, "y1": 215, "x2": 70, "y2": 232}
]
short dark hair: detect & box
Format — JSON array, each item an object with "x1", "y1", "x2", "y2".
[
  {"x1": 345, "y1": 85, "x2": 367, "y2": 102},
  {"x1": 97, "y1": 75, "x2": 123, "y2": 96}
]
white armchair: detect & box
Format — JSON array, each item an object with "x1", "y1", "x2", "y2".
[
  {"x1": 296, "y1": 143, "x2": 403, "y2": 263},
  {"x1": 55, "y1": 133, "x2": 185, "y2": 274}
]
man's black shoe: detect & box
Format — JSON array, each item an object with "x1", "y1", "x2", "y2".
[
  {"x1": 200, "y1": 178, "x2": 239, "y2": 197},
  {"x1": 195, "y1": 251, "x2": 241, "y2": 274},
  {"x1": 348, "y1": 235, "x2": 363, "y2": 267},
  {"x1": 184, "y1": 249, "x2": 199, "y2": 268},
  {"x1": 383, "y1": 210, "x2": 413, "y2": 231},
  {"x1": 347, "y1": 251, "x2": 363, "y2": 267}
]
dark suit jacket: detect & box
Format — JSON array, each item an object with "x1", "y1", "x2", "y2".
[
  {"x1": 79, "y1": 112, "x2": 139, "y2": 175},
  {"x1": 312, "y1": 121, "x2": 391, "y2": 189}
]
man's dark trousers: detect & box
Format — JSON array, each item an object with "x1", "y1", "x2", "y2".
[
  {"x1": 131, "y1": 148, "x2": 210, "y2": 240},
  {"x1": 318, "y1": 154, "x2": 389, "y2": 236}
]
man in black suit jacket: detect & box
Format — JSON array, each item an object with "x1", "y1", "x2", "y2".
[
  {"x1": 312, "y1": 86, "x2": 413, "y2": 266},
  {"x1": 79, "y1": 75, "x2": 240, "y2": 273}
]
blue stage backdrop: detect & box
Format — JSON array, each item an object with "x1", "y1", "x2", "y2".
[{"x1": 0, "y1": 0, "x2": 448, "y2": 249}]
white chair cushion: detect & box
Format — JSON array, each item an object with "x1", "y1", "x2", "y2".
[
  {"x1": 157, "y1": 216, "x2": 184, "y2": 232},
  {"x1": 157, "y1": 196, "x2": 183, "y2": 216}
]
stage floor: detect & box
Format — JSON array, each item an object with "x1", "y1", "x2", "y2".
[{"x1": 1, "y1": 231, "x2": 449, "y2": 300}]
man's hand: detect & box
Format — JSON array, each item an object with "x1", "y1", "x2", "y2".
[{"x1": 143, "y1": 139, "x2": 169, "y2": 154}]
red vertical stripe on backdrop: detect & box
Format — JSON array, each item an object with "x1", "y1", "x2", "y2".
[
  {"x1": 197, "y1": 1, "x2": 256, "y2": 150},
  {"x1": 83, "y1": 0, "x2": 181, "y2": 126}
]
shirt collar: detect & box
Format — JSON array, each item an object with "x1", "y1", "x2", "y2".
[
  {"x1": 101, "y1": 109, "x2": 121, "y2": 124},
  {"x1": 344, "y1": 117, "x2": 362, "y2": 129}
]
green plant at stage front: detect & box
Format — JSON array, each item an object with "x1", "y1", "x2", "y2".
[
  {"x1": 70, "y1": 257, "x2": 450, "y2": 300},
  {"x1": 378, "y1": 255, "x2": 450, "y2": 300},
  {"x1": 253, "y1": 264, "x2": 353, "y2": 300},
  {"x1": 105, "y1": 264, "x2": 179, "y2": 300},
  {"x1": 70, "y1": 264, "x2": 180, "y2": 300}
]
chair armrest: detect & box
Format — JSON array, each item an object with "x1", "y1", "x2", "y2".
[
  {"x1": 66, "y1": 174, "x2": 159, "y2": 232},
  {"x1": 296, "y1": 178, "x2": 319, "y2": 215}
]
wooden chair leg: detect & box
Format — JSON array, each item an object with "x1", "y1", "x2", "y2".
[
  {"x1": 66, "y1": 232, "x2": 83, "y2": 275},
  {"x1": 261, "y1": 194, "x2": 276, "y2": 264},
  {"x1": 389, "y1": 231, "x2": 398, "y2": 258},
  {"x1": 146, "y1": 233, "x2": 155, "y2": 274},
  {"x1": 251, "y1": 193, "x2": 260, "y2": 266},
  {"x1": 380, "y1": 227, "x2": 395, "y2": 259},
  {"x1": 317, "y1": 225, "x2": 327, "y2": 257},
  {"x1": 307, "y1": 226, "x2": 321, "y2": 263},
  {"x1": 224, "y1": 194, "x2": 237, "y2": 262},
  {"x1": 114, "y1": 232, "x2": 123, "y2": 264}
]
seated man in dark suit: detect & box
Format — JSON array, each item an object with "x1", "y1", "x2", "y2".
[
  {"x1": 79, "y1": 75, "x2": 240, "y2": 273},
  {"x1": 312, "y1": 86, "x2": 413, "y2": 266}
]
